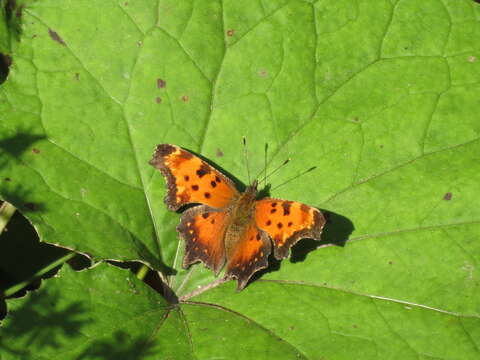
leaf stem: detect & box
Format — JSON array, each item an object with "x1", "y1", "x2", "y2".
[
  {"x1": 136, "y1": 264, "x2": 149, "y2": 280},
  {"x1": 179, "y1": 277, "x2": 228, "y2": 302},
  {"x1": 0, "y1": 201, "x2": 16, "y2": 236}
]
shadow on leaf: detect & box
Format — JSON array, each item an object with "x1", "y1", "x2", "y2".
[
  {"x1": 0, "y1": 210, "x2": 70, "y2": 297},
  {"x1": 290, "y1": 210, "x2": 354, "y2": 262},
  {"x1": 0, "y1": 130, "x2": 47, "y2": 214},
  {"x1": 249, "y1": 210, "x2": 354, "y2": 287},
  {"x1": 0, "y1": 288, "x2": 91, "y2": 357},
  {"x1": 75, "y1": 330, "x2": 157, "y2": 360},
  {"x1": 0, "y1": 52, "x2": 12, "y2": 84}
]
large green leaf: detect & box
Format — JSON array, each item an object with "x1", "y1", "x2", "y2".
[
  {"x1": 1, "y1": 264, "x2": 177, "y2": 359},
  {"x1": 3, "y1": 263, "x2": 480, "y2": 360},
  {"x1": 1, "y1": 0, "x2": 480, "y2": 358}
]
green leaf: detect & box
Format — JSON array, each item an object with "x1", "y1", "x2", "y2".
[
  {"x1": 1, "y1": 0, "x2": 480, "y2": 358},
  {"x1": 2, "y1": 264, "x2": 480, "y2": 359},
  {"x1": 0, "y1": 2, "x2": 8, "y2": 54},
  {"x1": 0, "y1": 263, "x2": 177, "y2": 359}
]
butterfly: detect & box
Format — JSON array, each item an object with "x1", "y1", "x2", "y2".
[{"x1": 149, "y1": 144, "x2": 326, "y2": 290}]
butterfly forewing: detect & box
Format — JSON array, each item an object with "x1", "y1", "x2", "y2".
[{"x1": 149, "y1": 144, "x2": 239, "y2": 210}]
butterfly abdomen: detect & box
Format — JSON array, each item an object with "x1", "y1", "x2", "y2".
[{"x1": 223, "y1": 186, "x2": 258, "y2": 257}]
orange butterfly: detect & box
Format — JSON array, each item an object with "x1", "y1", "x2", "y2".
[{"x1": 149, "y1": 144, "x2": 326, "y2": 290}]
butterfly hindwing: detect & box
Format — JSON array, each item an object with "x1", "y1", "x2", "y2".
[
  {"x1": 149, "y1": 144, "x2": 239, "y2": 210},
  {"x1": 225, "y1": 223, "x2": 272, "y2": 290},
  {"x1": 255, "y1": 198, "x2": 326, "y2": 259},
  {"x1": 177, "y1": 205, "x2": 230, "y2": 274}
]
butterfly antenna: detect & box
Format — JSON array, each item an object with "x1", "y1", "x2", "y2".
[
  {"x1": 242, "y1": 136, "x2": 251, "y2": 184},
  {"x1": 264, "y1": 143, "x2": 268, "y2": 188},
  {"x1": 261, "y1": 158, "x2": 290, "y2": 184},
  {"x1": 270, "y1": 166, "x2": 317, "y2": 192}
]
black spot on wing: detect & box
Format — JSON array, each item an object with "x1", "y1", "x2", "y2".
[
  {"x1": 282, "y1": 202, "x2": 291, "y2": 216},
  {"x1": 196, "y1": 163, "x2": 211, "y2": 178}
]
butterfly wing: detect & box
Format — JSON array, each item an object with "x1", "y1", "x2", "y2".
[
  {"x1": 225, "y1": 223, "x2": 272, "y2": 290},
  {"x1": 255, "y1": 198, "x2": 325, "y2": 259},
  {"x1": 149, "y1": 144, "x2": 240, "y2": 210},
  {"x1": 177, "y1": 205, "x2": 231, "y2": 274}
]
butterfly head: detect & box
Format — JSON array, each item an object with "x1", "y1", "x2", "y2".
[{"x1": 243, "y1": 179, "x2": 259, "y2": 198}]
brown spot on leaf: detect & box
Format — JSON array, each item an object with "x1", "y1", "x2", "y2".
[
  {"x1": 74, "y1": 73, "x2": 80, "y2": 81},
  {"x1": 48, "y1": 29, "x2": 66, "y2": 45},
  {"x1": 155, "y1": 97, "x2": 162, "y2": 104},
  {"x1": 15, "y1": 5, "x2": 24, "y2": 18},
  {"x1": 226, "y1": 29, "x2": 235, "y2": 37},
  {"x1": 32, "y1": 148, "x2": 40, "y2": 154},
  {"x1": 443, "y1": 192, "x2": 452, "y2": 200},
  {"x1": 258, "y1": 69, "x2": 268, "y2": 77},
  {"x1": 157, "y1": 78, "x2": 166, "y2": 88},
  {"x1": 216, "y1": 148, "x2": 224, "y2": 157},
  {"x1": 468, "y1": 55, "x2": 477, "y2": 63},
  {"x1": 181, "y1": 95, "x2": 189, "y2": 102}
]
